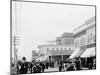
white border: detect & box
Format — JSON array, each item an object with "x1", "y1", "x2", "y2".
[{"x1": 0, "y1": 0, "x2": 100, "y2": 75}]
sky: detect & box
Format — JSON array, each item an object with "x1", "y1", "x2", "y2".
[{"x1": 12, "y1": 1, "x2": 95, "y2": 61}]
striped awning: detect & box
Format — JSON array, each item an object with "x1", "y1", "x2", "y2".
[
  {"x1": 81, "y1": 47, "x2": 95, "y2": 57},
  {"x1": 69, "y1": 48, "x2": 85, "y2": 59}
]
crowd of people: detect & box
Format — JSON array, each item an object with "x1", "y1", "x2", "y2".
[
  {"x1": 57, "y1": 57, "x2": 96, "y2": 71},
  {"x1": 12, "y1": 57, "x2": 52, "y2": 74},
  {"x1": 11, "y1": 56, "x2": 96, "y2": 75}
]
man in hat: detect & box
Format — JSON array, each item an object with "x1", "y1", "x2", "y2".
[{"x1": 20, "y1": 57, "x2": 28, "y2": 74}]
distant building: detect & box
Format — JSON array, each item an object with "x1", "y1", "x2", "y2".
[
  {"x1": 38, "y1": 32, "x2": 74, "y2": 62},
  {"x1": 37, "y1": 16, "x2": 96, "y2": 62},
  {"x1": 61, "y1": 32, "x2": 74, "y2": 46},
  {"x1": 56, "y1": 33, "x2": 74, "y2": 46},
  {"x1": 56, "y1": 36, "x2": 62, "y2": 45},
  {"x1": 38, "y1": 45, "x2": 74, "y2": 62}
]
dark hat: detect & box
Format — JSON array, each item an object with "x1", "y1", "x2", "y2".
[{"x1": 22, "y1": 57, "x2": 26, "y2": 60}]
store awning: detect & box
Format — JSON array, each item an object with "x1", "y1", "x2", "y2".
[
  {"x1": 81, "y1": 47, "x2": 95, "y2": 57},
  {"x1": 90, "y1": 49, "x2": 96, "y2": 56},
  {"x1": 69, "y1": 48, "x2": 84, "y2": 59}
]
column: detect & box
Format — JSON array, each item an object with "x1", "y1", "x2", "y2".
[{"x1": 62, "y1": 55, "x2": 63, "y2": 61}]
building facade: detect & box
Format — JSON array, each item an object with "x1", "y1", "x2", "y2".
[
  {"x1": 73, "y1": 16, "x2": 96, "y2": 68},
  {"x1": 37, "y1": 16, "x2": 95, "y2": 63},
  {"x1": 38, "y1": 45, "x2": 74, "y2": 62},
  {"x1": 73, "y1": 16, "x2": 96, "y2": 49},
  {"x1": 56, "y1": 33, "x2": 74, "y2": 46}
]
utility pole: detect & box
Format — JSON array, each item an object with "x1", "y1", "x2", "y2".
[
  {"x1": 12, "y1": 35, "x2": 20, "y2": 74},
  {"x1": 14, "y1": 36, "x2": 17, "y2": 74}
]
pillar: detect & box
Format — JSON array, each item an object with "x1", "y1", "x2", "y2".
[{"x1": 62, "y1": 55, "x2": 63, "y2": 61}]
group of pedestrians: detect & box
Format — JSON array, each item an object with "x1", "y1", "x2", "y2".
[
  {"x1": 57, "y1": 58, "x2": 81, "y2": 71},
  {"x1": 12, "y1": 57, "x2": 96, "y2": 74},
  {"x1": 12, "y1": 57, "x2": 50, "y2": 74},
  {"x1": 58, "y1": 57, "x2": 96, "y2": 72}
]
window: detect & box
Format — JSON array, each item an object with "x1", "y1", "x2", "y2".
[
  {"x1": 87, "y1": 33, "x2": 93, "y2": 44},
  {"x1": 47, "y1": 48, "x2": 49, "y2": 52},
  {"x1": 75, "y1": 39, "x2": 79, "y2": 47},
  {"x1": 69, "y1": 48, "x2": 71, "y2": 50},
  {"x1": 93, "y1": 34, "x2": 96, "y2": 42},
  {"x1": 65, "y1": 48, "x2": 66, "y2": 50},
  {"x1": 80, "y1": 37, "x2": 85, "y2": 46},
  {"x1": 52, "y1": 48, "x2": 54, "y2": 50},
  {"x1": 61, "y1": 48, "x2": 63, "y2": 50},
  {"x1": 47, "y1": 48, "x2": 49, "y2": 50},
  {"x1": 56, "y1": 48, "x2": 58, "y2": 51}
]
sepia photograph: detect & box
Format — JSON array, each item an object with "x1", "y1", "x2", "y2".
[{"x1": 11, "y1": 0, "x2": 96, "y2": 75}]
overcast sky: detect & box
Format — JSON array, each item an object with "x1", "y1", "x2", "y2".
[{"x1": 12, "y1": 1, "x2": 95, "y2": 61}]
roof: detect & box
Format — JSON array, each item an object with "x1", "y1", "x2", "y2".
[{"x1": 61, "y1": 32, "x2": 73, "y2": 38}]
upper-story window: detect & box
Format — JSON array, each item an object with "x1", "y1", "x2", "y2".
[
  {"x1": 80, "y1": 37, "x2": 85, "y2": 46},
  {"x1": 65, "y1": 48, "x2": 66, "y2": 50},
  {"x1": 93, "y1": 34, "x2": 96, "y2": 43},
  {"x1": 47, "y1": 48, "x2": 49, "y2": 52},
  {"x1": 52, "y1": 48, "x2": 54, "y2": 50},
  {"x1": 69, "y1": 48, "x2": 71, "y2": 50},
  {"x1": 87, "y1": 33, "x2": 94, "y2": 44},
  {"x1": 56, "y1": 48, "x2": 58, "y2": 51},
  {"x1": 75, "y1": 39, "x2": 79, "y2": 47},
  {"x1": 47, "y1": 48, "x2": 49, "y2": 50},
  {"x1": 61, "y1": 48, "x2": 63, "y2": 50}
]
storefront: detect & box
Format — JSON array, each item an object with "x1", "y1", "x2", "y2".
[
  {"x1": 71, "y1": 16, "x2": 96, "y2": 70},
  {"x1": 48, "y1": 50, "x2": 73, "y2": 62},
  {"x1": 69, "y1": 43, "x2": 96, "y2": 69},
  {"x1": 69, "y1": 46, "x2": 86, "y2": 59},
  {"x1": 80, "y1": 43, "x2": 96, "y2": 69}
]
